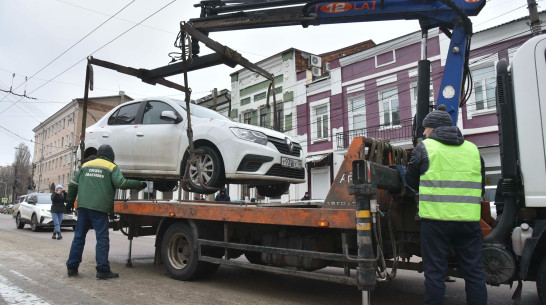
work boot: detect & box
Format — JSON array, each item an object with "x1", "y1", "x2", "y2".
[
  {"x1": 52, "y1": 232, "x2": 57, "y2": 239},
  {"x1": 57, "y1": 232, "x2": 62, "y2": 240},
  {"x1": 96, "y1": 271, "x2": 119, "y2": 280},
  {"x1": 67, "y1": 268, "x2": 78, "y2": 277}
]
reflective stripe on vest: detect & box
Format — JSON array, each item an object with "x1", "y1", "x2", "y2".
[{"x1": 419, "y1": 138, "x2": 482, "y2": 221}]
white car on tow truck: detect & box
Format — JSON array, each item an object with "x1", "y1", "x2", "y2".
[{"x1": 83, "y1": 98, "x2": 305, "y2": 197}]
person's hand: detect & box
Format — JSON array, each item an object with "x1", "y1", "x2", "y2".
[{"x1": 62, "y1": 190, "x2": 67, "y2": 197}]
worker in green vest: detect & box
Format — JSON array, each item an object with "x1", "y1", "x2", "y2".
[{"x1": 406, "y1": 104, "x2": 487, "y2": 305}]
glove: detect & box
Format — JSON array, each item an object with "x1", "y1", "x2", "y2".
[{"x1": 139, "y1": 182, "x2": 147, "y2": 191}]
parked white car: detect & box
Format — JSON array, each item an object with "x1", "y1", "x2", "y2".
[
  {"x1": 15, "y1": 193, "x2": 77, "y2": 232},
  {"x1": 83, "y1": 98, "x2": 305, "y2": 197}
]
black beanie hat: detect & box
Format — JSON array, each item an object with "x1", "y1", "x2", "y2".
[
  {"x1": 97, "y1": 144, "x2": 115, "y2": 162},
  {"x1": 422, "y1": 104, "x2": 453, "y2": 128}
]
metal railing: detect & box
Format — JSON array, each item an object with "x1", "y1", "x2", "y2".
[{"x1": 336, "y1": 118, "x2": 413, "y2": 149}]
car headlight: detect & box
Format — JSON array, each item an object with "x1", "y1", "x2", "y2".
[
  {"x1": 40, "y1": 209, "x2": 51, "y2": 216},
  {"x1": 230, "y1": 128, "x2": 268, "y2": 146}
]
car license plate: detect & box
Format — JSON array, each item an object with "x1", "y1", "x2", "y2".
[{"x1": 281, "y1": 157, "x2": 302, "y2": 169}]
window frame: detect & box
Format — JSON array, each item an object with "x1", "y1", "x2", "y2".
[
  {"x1": 410, "y1": 82, "x2": 435, "y2": 118},
  {"x1": 310, "y1": 98, "x2": 331, "y2": 143},
  {"x1": 348, "y1": 95, "x2": 366, "y2": 133},
  {"x1": 378, "y1": 87, "x2": 401, "y2": 129}
]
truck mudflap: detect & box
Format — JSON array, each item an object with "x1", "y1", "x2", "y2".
[{"x1": 520, "y1": 220, "x2": 546, "y2": 280}]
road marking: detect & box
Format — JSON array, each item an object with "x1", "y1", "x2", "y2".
[
  {"x1": 9, "y1": 270, "x2": 39, "y2": 285},
  {"x1": 0, "y1": 274, "x2": 50, "y2": 305}
]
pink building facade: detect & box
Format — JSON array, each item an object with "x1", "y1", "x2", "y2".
[{"x1": 297, "y1": 14, "x2": 545, "y2": 199}]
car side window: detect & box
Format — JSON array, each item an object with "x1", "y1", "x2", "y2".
[
  {"x1": 112, "y1": 103, "x2": 140, "y2": 125},
  {"x1": 107, "y1": 109, "x2": 120, "y2": 125},
  {"x1": 142, "y1": 101, "x2": 179, "y2": 124}
]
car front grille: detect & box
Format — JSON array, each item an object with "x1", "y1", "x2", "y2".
[
  {"x1": 265, "y1": 164, "x2": 305, "y2": 179},
  {"x1": 267, "y1": 136, "x2": 302, "y2": 157}
]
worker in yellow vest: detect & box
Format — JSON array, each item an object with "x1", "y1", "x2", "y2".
[{"x1": 406, "y1": 105, "x2": 487, "y2": 305}]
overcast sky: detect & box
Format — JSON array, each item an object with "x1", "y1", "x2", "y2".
[{"x1": 0, "y1": 0, "x2": 541, "y2": 166}]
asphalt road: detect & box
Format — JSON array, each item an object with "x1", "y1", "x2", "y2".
[{"x1": 0, "y1": 213, "x2": 541, "y2": 305}]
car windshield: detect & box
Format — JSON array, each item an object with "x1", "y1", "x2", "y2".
[
  {"x1": 37, "y1": 194, "x2": 52, "y2": 205},
  {"x1": 174, "y1": 100, "x2": 231, "y2": 121}
]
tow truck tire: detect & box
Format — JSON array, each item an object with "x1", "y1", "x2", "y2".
[
  {"x1": 187, "y1": 146, "x2": 223, "y2": 194},
  {"x1": 161, "y1": 222, "x2": 218, "y2": 281},
  {"x1": 16, "y1": 213, "x2": 24, "y2": 229},
  {"x1": 256, "y1": 182, "x2": 290, "y2": 197},
  {"x1": 538, "y1": 255, "x2": 546, "y2": 305}
]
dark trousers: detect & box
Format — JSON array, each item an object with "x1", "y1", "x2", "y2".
[
  {"x1": 66, "y1": 208, "x2": 111, "y2": 273},
  {"x1": 421, "y1": 221, "x2": 487, "y2": 305}
]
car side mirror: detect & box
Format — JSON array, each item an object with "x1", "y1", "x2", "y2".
[
  {"x1": 160, "y1": 110, "x2": 181, "y2": 123},
  {"x1": 27, "y1": 199, "x2": 35, "y2": 204}
]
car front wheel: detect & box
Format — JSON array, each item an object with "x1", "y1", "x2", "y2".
[
  {"x1": 256, "y1": 182, "x2": 290, "y2": 197},
  {"x1": 16, "y1": 213, "x2": 24, "y2": 229},
  {"x1": 31, "y1": 214, "x2": 39, "y2": 232},
  {"x1": 187, "y1": 146, "x2": 223, "y2": 194}
]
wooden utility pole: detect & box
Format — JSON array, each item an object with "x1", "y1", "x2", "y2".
[{"x1": 527, "y1": 0, "x2": 542, "y2": 36}]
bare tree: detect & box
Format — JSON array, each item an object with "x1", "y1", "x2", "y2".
[{"x1": 12, "y1": 143, "x2": 33, "y2": 200}]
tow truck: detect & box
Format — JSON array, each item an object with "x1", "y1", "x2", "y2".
[{"x1": 77, "y1": 1, "x2": 546, "y2": 304}]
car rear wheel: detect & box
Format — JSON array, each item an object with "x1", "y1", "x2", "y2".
[
  {"x1": 187, "y1": 146, "x2": 223, "y2": 194},
  {"x1": 16, "y1": 213, "x2": 24, "y2": 229},
  {"x1": 256, "y1": 182, "x2": 290, "y2": 197},
  {"x1": 31, "y1": 214, "x2": 39, "y2": 232}
]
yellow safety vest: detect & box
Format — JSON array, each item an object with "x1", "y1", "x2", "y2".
[{"x1": 419, "y1": 138, "x2": 482, "y2": 221}]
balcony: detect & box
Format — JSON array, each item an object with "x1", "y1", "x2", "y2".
[{"x1": 336, "y1": 118, "x2": 413, "y2": 149}]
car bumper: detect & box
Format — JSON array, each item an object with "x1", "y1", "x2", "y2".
[
  {"x1": 39, "y1": 214, "x2": 78, "y2": 227},
  {"x1": 219, "y1": 137, "x2": 305, "y2": 184}
]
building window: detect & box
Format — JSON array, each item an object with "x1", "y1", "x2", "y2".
[
  {"x1": 259, "y1": 108, "x2": 269, "y2": 128},
  {"x1": 379, "y1": 88, "x2": 399, "y2": 127},
  {"x1": 284, "y1": 113, "x2": 292, "y2": 131},
  {"x1": 275, "y1": 107, "x2": 283, "y2": 131},
  {"x1": 472, "y1": 64, "x2": 496, "y2": 111},
  {"x1": 243, "y1": 112, "x2": 252, "y2": 124},
  {"x1": 410, "y1": 82, "x2": 434, "y2": 117},
  {"x1": 349, "y1": 96, "x2": 366, "y2": 131},
  {"x1": 315, "y1": 105, "x2": 329, "y2": 140}
]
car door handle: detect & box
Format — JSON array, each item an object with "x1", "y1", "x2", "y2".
[
  {"x1": 136, "y1": 132, "x2": 144, "y2": 137},
  {"x1": 102, "y1": 134, "x2": 109, "y2": 138}
]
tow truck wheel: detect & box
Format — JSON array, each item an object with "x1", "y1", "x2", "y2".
[
  {"x1": 187, "y1": 146, "x2": 223, "y2": 194},
  {"x1": 161, "y1": 222, "x2": 218, "y2": 281},
  {"x1": 15, "y1": 213, "x2": 24, "y2": 229},
  {"x1": 538, "y1": 254, "x2": 546, "y2": 305},
  {"x1": 256, "y1": 182, "x2": 290, "y2": 197}
]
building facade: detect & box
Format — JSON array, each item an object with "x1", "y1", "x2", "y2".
[
  {"x1": 227, "y1": 41, "x2": 375, "y2": 202},
  {"x1": 298, "y1": 13, "x2": 546, "y2": 199},
  {"x1": 32, "y1": 92, "x2": 132, "y2": 192}
]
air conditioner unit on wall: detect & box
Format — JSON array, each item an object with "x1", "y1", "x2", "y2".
[
  {"x1": 310, "y1": 55, "x2": 322, "y2": 68},
  {"x1": 311, "y1": 66, "x2": 321, "y2": 77},
  {"x1": 324, "y1": 62, "x2": 330, "y2": 73}
]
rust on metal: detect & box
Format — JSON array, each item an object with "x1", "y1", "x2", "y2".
[{"x1": 114, "y1": 201, "x2": 356, "y2": 229}]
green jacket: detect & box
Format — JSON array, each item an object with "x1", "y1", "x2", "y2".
[{"x1": 66, "y1": 157, "x2": 141, "y2": 214}]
